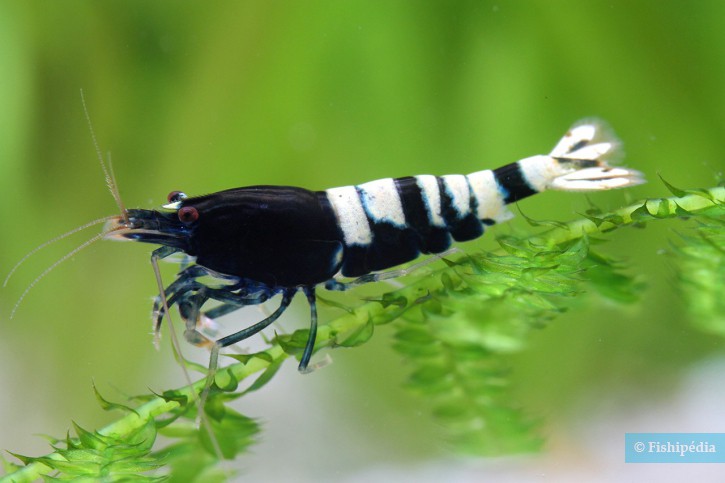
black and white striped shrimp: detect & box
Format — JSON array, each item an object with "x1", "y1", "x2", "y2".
[{"x1": 99, "y1": 119, "x2": 643, "y2": 374}]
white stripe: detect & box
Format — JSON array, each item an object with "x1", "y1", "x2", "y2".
[
  {"x1": 357, "y1": 178, "x2": 406, "y2": 227},
  {"x1": 516, "y1": 155, "x2": 560, "y2": 192},
  {"x1": 466, "y1": 169, "x2": 513, "y2": 223},
  {"x1": 414, "y1": 175, "x2": 445, "y2": 227},
  {"x1": 440, "y1": 174, "x2": 471, "y2": 218},
  {"x1": 325, "y1": 186, "x2": 372, "y2": 246}
]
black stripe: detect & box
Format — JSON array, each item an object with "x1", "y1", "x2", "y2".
[
  {"x1": 355, "y1": 185, "x2": 419, "y2": 273},
  {"x1": 466, "y1": 177, "x2": 480, "y2": 219},
  {"x1": 366, "y1": 223, "x2": 419, "y2": 272},
  {"x1": 453, "y1": 177, "x2": 484, "y2": 241},
  {"x1": 492, "y1": 162, "x2": 537, "y2": 203},
  {"x1": 395, "y1": 176, "x2": 452, "y2": 254},
  {"x1": 436, "y1": 177, "x2": 483, "y2": 242},
  {"x1": 394, "y1": 177, "x2": 428, "y2": 237},
  {"x1": 339, "y1": 245, "x2": 370, "y2": 277},
  {"x1": 437, "y1": 177, "x2": 458, "y2": 226},
  {"x1": 569, "y1": 139, "x2": 588, "y2": 152}
]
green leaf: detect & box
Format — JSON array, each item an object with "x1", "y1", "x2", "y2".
[
  {"x1": 337, "y1": 315, "x2": 375, "y2": 347},
  {"x1": 159, "y1": 389, "x2": 190, "y2": 406},
  {"x1": 72, "y1": 422, "x2": 106, "y2": 451},
  {"x1": 395, "y1": 327, "x2": 436, "y2": 344},
  {"x1": 93, "y1": 383, "x2": 139, "y2": 417},
  {"x1": 672, "y1": 217, "x2": 725, "y2": 336},
  {"x1": 585, "y1": 253, "x2": 644, "y2": 304},
  {"x1": 408, "y1": 364, "x2": 450, "y2": 385},
  {"x1": 239, "y1": 358, "x2": 284, "y2": 396},
  {"x1": 226, "y1": 350, "x2": 274, "y2": 365},
  {"x1": 5, "y1": 451, "x2": 35, "y2": 466},
  {"x1": 213, "y1": 367, "x2": 240, "y2": 392},
  {"x1": 0, "y1": 452, "x2": 23, "y2": 475},
  {"x1": 659, "y1": 174, "x2": 688, "y2": 197},
  {"x1": 630, "y1": 201, "x2": 652, "y2": 222}
]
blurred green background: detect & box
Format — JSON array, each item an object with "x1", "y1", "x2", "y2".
[{"x1": 1, "y1": 1, "x2": 723, "y2": 480}]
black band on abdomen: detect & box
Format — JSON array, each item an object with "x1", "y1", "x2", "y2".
[{"x1": 492, "y1": 162, "x2": 537, "y2": 203}]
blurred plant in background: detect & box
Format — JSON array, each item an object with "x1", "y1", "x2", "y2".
[{"x1": 0, "y1": 1, "x2": 723, "y2": 480}]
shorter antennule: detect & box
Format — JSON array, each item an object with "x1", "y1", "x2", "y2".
[{"x1": 80, "y1": 89, "x2": 128, "y2": 223}]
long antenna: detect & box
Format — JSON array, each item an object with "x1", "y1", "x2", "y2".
[
  {"x1": 9, "y1": 230, "x2": 109, "y2": 319},
  {"x1": 3, "y1": 216, "x2": 114, "y2": 289}
]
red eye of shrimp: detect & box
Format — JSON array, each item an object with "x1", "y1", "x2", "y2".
[{"x1": 178, "y1": 206, "x2": 199, "y2": 223}]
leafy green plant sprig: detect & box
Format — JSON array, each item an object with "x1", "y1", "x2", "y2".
[{"x1": 2, "y1": 184, "x2": 723, "y2": 482}]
